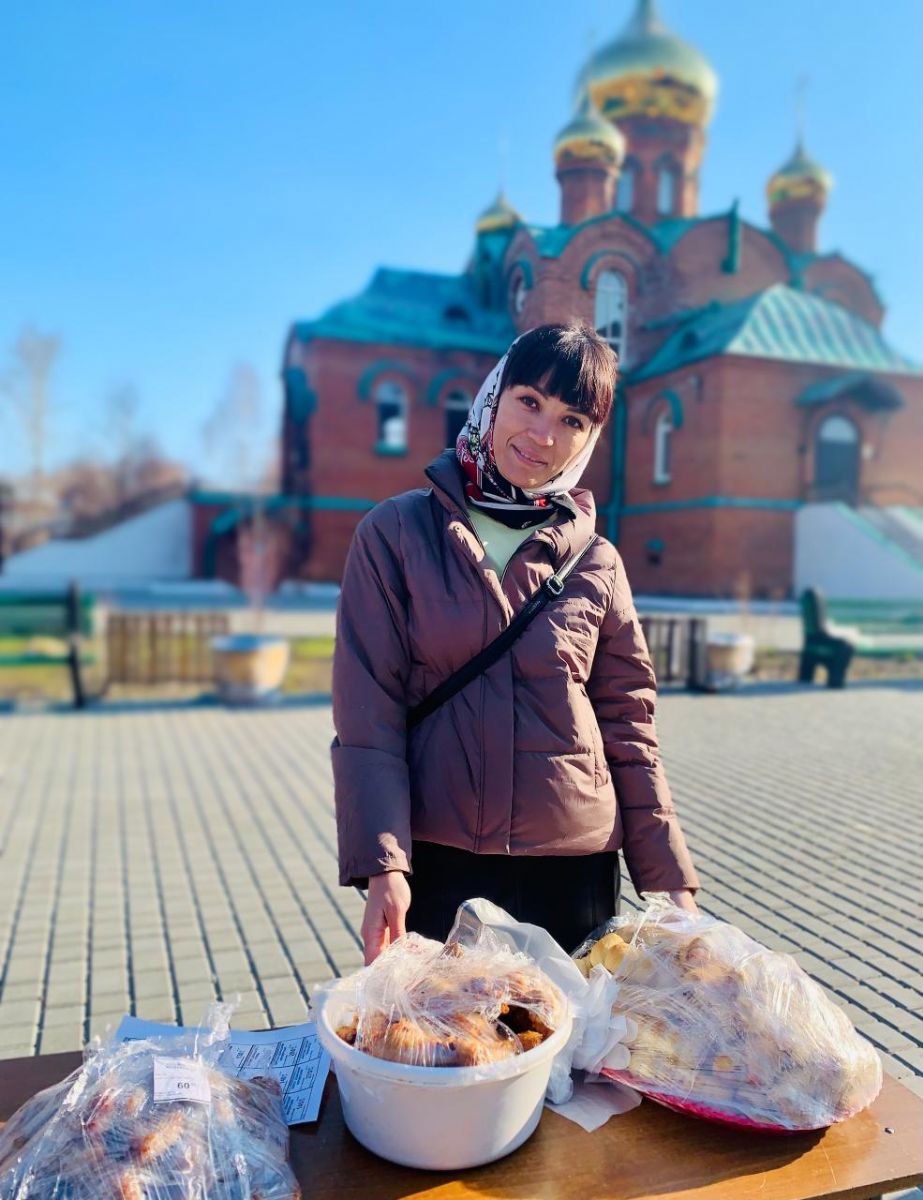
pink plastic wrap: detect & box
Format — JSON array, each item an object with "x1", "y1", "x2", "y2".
[
  {"x1": 573, "y1": 898, "x2": 882, "y2": 1131},
  {"x1": 0, "y1": 1005, "x2": 300, "y2": 1199}
]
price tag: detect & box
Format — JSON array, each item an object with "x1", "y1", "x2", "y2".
[{"x1": 153, "y1": 1056, "x2": 211, "y2": 1105}]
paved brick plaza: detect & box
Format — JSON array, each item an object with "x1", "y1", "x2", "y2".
[{"x1": 1, "y1": 684, "x2": 921, "y2": 1100}]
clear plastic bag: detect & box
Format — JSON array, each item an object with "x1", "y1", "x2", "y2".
[
  {"x1": 0, "y1": 1004, "x2": 300, "y2": 1199},
  {"x1": 323, "y1": 921, "x2": 568, "y2": 1071},
  {"x1": 573, "y1": 896, "x2": 883, "y2": 1131}
]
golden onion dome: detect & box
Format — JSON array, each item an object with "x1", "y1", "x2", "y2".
[
  {"x1": 576, "y1": 0, "x2": 718, "y2": 127},
  {"x1": 554, "y1": 94, "x2": 626, "y2": 169},
  {"x1": 475, "y1": 190, "x2": 522, "y2": 234},
  {"x1": 767, "y1": 140, "x2": 833, "y2": 207}
]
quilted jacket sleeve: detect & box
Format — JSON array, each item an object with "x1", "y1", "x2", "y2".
[
  {"x1": 331, "y1": 502, "x2": 413, "y2": 887},
  {"x1": 586, "y1": 551, "x2": 700, "y2": 895}
]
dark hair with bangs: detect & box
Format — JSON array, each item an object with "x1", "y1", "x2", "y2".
[{"x1": 498, "y1": 323, "x2": 617, "y2": 427}]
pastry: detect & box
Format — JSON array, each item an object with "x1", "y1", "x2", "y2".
[
  {"x1": 337, "y1": 932, "x2": 565, "y2": 1069},
  {"x1": 0, "y1": 1043, "x2": 301, "y2": 1199},
  {"x1": 577, "y1": 904, "x2": 883, "y2": 1130}
]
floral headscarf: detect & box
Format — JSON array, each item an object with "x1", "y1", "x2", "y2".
[{"x1": 455, "y1": 344, "x2": 602, "y2": 527}]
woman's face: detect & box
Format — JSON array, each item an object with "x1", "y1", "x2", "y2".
[{"x1": 491, "y1": 384, "x2": 594, "y2": 490}]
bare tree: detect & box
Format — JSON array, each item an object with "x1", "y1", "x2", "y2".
[
  {"x1": 105, "y1": 381, "x2": 141, "y2": 502},
  {"x1": 54, "y1": 457, "x2": 119, "y2": 523},
  {"x1": 0, "y1": 326, "x2": 61, "y2": 500},
  {"x1": 200, "y1": 363, "x2": 263, "y2": 491},
  {"x1": 200, "y1": 364, "x2": 281, "y2": 624}
]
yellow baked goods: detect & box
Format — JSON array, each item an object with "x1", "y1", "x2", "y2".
[
  {"x1": 334, "y1": 931, "x2": 566, "y2": 1069},
  {"x1": 574, "y1": 898, "x2": 882, "y2": 1130}
]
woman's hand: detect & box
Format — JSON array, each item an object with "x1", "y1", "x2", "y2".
[
  {"x1": 362, "y1": 870, "x2": 412, "y2": 965},
  {"x1": 666, "y1": 888, "x2": 699, "y2": 915}
]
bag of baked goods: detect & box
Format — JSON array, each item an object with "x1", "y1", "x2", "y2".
[
  {"x1": 328, "y1": 926, "x2": 568, "y2": 1070},
  {"x1": 573, "y1": 896, "x2": 882, "y2": 1131},
  {"x1": 0, "y1": 1004, "x2": 300, "y2": 1199}
]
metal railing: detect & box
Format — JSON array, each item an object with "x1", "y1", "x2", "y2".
[{"x1": 638, "y1": 615, "x2": 708, "y2": 689}]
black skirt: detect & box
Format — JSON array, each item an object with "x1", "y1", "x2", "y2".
[{"x1": 405, "y1": 840, "x2": 621, "y2": 954}]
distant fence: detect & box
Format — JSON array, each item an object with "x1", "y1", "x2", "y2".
[
  {"x1": 106, "y1": 611, "x2": 230, "y2": 685},
  {"x1": 638, "y1": 615, "x2": 708, "y2": 689},
  {"x1": 105, "y1": 610, "x2": 707, "y2": 690}
]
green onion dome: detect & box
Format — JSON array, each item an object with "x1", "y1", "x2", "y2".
[
  {"x1": 554, "y1": 94, "x2": 627, "y2": 169},
  {"x1": 767, "y1": 140, "x2": 833, "y2": 207},
  {"x1": 475, "y1": 190, "x2": 522, "y2": 234},
  {"x1": 576, "y1": 0, "x2": 718, "y2": 127}
]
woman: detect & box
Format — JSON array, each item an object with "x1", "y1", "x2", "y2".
[{"x1": 332, "y1": 323, "x2": 699, "y2": 964}]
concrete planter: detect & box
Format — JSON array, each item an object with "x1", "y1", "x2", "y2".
[
  {"x1": 211, "y1": 634, "x2": 290, "y2": 705},
  {"x1": 705, "y1": 632, "x2": 755, "y2": 690}
]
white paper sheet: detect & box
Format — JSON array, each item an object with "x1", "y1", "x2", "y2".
[
  {"x1": 114, "y1": 1015, "x2": 329, "y2": 1125},
  {"x1": 546, "y1": 1072, "x2": 642, "y2": 1132}
]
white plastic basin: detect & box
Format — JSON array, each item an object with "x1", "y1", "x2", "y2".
[{"x1": 317, "y1": 989, "x2": 573, "y2": 1170}]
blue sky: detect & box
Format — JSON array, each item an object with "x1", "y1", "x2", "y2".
[{"x1": 2, "y1": 0, "x2": 920, "y2": 481}]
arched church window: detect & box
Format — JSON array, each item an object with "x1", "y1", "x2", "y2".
[
  {"x1": 616, "y1": 161, "x2": 638, "y2": 213},
  {"x1": 511, "y1": 274, "x2": 528, "y2": 316},
  {"x1": 657, "y1": 162, "x2": 678, "y2": 216},
  {"x1": 595, "y1": 269, "x2": 628, "y2": 362},
  {"x1": 444, "y1": 389, "x2": 471, "y2": 449},
  {"x1": 814, "y1": 414, "x2": 860, "y2": 502},
  {"x1": 375, "y1": 379, "x2": 408, "y2": 452},
  {"x1": 654, "y1": 410, "x2": 673, "y2": 484}
]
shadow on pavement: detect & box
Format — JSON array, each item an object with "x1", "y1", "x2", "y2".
[
  {"x1": 682, "y1": 679, "x2": 923, "y2": 699},
  {"x1": 5, "y1": 692, "x2": 334, "y2": 716}
]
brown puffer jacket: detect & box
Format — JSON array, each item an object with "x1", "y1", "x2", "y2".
[{"x1": 332, "y1": 450, "x2": 699, "y2": 894}]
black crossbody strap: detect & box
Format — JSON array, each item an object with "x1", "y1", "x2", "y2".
[{"x1": 407, "y1": 534, "x2": 598, "y2": 731}]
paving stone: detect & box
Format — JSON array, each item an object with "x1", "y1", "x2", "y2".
[
  {"x1": 233, "y1": 1017, "x2": 272, "y2": 1035},
  {"x1": 37, "y1": 1027, "x2": 82, "y2": 1054},
  {"x1": 260, "y1": 977, "x2": 306, "y2": 1003},
  {"x1": 177, "y1": 979, "x2": 220, "y2": 1002},
  {"x1": 0, "y1": 1041, "x2": 35, "y2": 1059},
  {"x1": 0, "y1": 686, "x2": 920, "y2": 1095},
  {"x1": 894, "y1": 1046, "x2": 923, "y2": 1074},
  {"x1": 90, "y1": 966, "x2": 129, "y2": 994},
  {"x1": 267, "y1": 997, "x2": 311, "y2": 1025},
  {"x1": 0, "y1": 981, "x2": 43, "y2": 1003},
  {"x1": 0, "y1": 1000, "x2": 41, "y2": 1026},
  {"x1": 172, "y1": 957, "x2": 212, "y2": 986},
  {"x1": 3, "y1": 959, "x2": 45, "y2": 987},
  {"x1": 213, "y1": 972, "x2": 258, "y2": 995},
  {"x1": 40, "y1": 1006, "x2": 85, "y2": 1032}
]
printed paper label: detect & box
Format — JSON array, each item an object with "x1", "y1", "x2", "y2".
[
  {"x1": 153, "y1": 1056, "x2": 211, "y2": 1105},
  {"x1": 117, "y1": 1018, "x2": 329, "y2": 1125}
]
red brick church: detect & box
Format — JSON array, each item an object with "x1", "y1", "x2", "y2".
[{"x1": 245, "y1": 0, "x2": 922, "y2": 597}]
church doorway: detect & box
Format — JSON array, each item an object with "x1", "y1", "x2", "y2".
[{"x1": 814, "y1": 414, "x2": 860, "y2": 503}]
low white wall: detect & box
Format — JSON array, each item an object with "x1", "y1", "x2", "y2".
[
  {"x1": 794, "y1": 504, "x2": 923, "y2": 600},
  {"x1": 1, "y1": 499, "x2": 193, "y2": 588}
]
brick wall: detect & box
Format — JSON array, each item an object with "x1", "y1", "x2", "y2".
[
  {"x1": 801, "y1": 257, "x2": 883, "y2": 327},
  {"x1": 286, "y1": 337, "x2": 500, "y2": 580},
  {"x1": 277, "y1": 206, "x2": 920, "y2": 591},
  {"x1": 556, "y1": 164, "x2": 616, "y2": 226}
]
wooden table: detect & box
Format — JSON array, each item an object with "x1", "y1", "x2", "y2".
[{"x1": 2, "y1": 1052, "x2": 922, "y2": 1200}]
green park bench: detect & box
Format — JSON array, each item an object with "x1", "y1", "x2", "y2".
[
  {"x1": 798, "y1": 587, "x2": 923, "y2": 688},
  {"x1": 0, "y1": 584, "x2": 95, "y2": 708}
]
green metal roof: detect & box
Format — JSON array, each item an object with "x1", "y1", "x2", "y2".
[
  {"x1": 796, "y1": 371, "x2": 904, "y2": 410},
  {"x1": 630, "y1": 284, "x2": 920, "y2": 382},
  {"x1": 527, "y1": 212, "x2": 737, "y2": 260},
  {"x1": 294, "y1": 267, "x2": 515, "y2": 355},
  {"x1": 648, "y1": 216, "x2": 703, "y2": 252},
  {"x1": 523, "y1": 210, "x2": 880, "y2": 300},
  {"x1": 527, "y1": 211, "x2": 667, "y2": 258}
]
